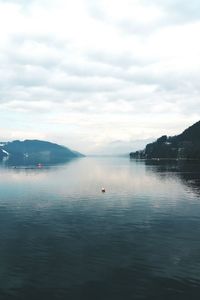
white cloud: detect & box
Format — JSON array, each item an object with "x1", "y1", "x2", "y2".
[{"x1": 0, "y1": 0, "x2": 199, "y2": 153}]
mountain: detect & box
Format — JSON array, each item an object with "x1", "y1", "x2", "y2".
[
  {"x1": 130, "y1": 121, "x2": 200, "y2": 160},
  {"x1": 0, "y1": 139, "x2": 84, "y2": 165},
  {"x1": 89, "y1": 138, "x2": 154, "y2": 156},
  {"x1": 0, "y1": 149, "x2": 7, "y2": 160}
]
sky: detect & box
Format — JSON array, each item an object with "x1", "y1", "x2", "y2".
[{"x1": 0, "y1": 0, "x2": 199, "y2": 154}]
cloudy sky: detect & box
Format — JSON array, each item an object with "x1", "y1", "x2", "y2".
[{"x1": 0, "y1": 0, "x2": 199, "y2": 154}]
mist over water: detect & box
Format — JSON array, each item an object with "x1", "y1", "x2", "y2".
[{"x1": 0, "y1": 157, "x2": 200, "y2": 299}]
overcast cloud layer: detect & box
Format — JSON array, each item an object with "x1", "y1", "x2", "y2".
[{"x1": 0, "y1": 0, "x2": 199, "y2": 153}]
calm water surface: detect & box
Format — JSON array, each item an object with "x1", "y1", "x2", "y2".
[{"x1": 0, "y1": 157, "x2": 200, "y2": 299}]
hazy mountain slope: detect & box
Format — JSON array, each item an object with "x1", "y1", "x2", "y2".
[{"x1": 0, "y1": 139, "x2": 84, "y2": 165}]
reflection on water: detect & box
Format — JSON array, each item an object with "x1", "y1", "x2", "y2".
[
  {"x1": 144, "y1": 159, "x2": 200, "y2": 196},
  {"x1": 1, "y1": 155, "x2": 78, "y2": 167},
  {"x1": 0, "y1": 157, "x2": 200, "y2": 299}
]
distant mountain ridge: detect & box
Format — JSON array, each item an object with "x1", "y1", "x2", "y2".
[
  {"x1": 130, "y1": 121, "x2": 200, "y2": 160},
  {"x1": 0, "y1": 139, "x2": 84, "y2": 165},
  {"x1": 90, "y1": 138, "x2": 154, "y2": 156}
]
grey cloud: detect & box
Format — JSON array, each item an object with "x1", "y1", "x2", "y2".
[
  {"x1": 143, "y1": 0, "x2": 200, "y2": 23},
  {"x1": 50, "y1": 75, "x2": 125, "y2": 93},
  {"x1": 11, "y1": 33, "x2": 68, "y2": 51},
  {"x1": 86, "y1": 0, "x2": 162, "y2": 36},
  {"x1": 0, "y1": 0, "x2": 199, "y2": 154},
  {"x1": 0, "y1": 64, "x2": 48, "y2": 90},
  {"x1": 87, "y1": 0, "x2": 200, "y2": 37},
  {"x1": 0, "y1": 0, "x2": 32, "y2": 2},
  {"x1": 0, "y1": 0, "x2": 31, "y2": 5},
  {"x1": 86, "y1": 0, "x2": 106, "y2": 21},
  {"x1": 61, "y1": 61, "x2": 116, "y2": 79},
  {"x1": 0, "y1": 0, "x2": 199, "y2": 117},
  {"x1": 6, "y1": 41, "x2": 63, "y2": 69},
  {"x1": 87, "y1": 50, "x2": 150, "y2": 69},
  {"x1": 81, "y1": 50, "x2": 200, "y2": 99},
  {"x1": 0, "y1": 0, "x2": 54, "y2": 8},
  {"x1": 116, "y1": 20, "x2": 159, "y2": 36}
]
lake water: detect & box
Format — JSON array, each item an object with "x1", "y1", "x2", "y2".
[{"x1": 0, "y1": 157, "x2": 200, "y2": 299}]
